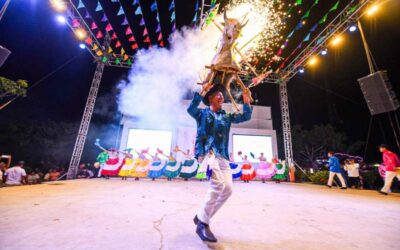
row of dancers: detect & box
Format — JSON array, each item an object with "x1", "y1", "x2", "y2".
[{"x1": 94, "y1": 142, "x2": 287, "y2": 183}]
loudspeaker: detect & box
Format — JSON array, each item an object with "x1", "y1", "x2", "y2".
[
  {"x1": 358, "y1": 71, "x2": 399, "y2": 115},
  {"x1": 0, "y1": 45, "x2": 11, "y2": 67}
]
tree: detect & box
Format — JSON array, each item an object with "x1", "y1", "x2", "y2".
[
  {"x1": 292, "y1": 124, "x2": 348, "y2": 169},
  {"x1": 0, "y1": 76, "x2": 28, "y2": 99}
]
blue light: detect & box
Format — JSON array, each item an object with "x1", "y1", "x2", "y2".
[
  {"x1": 79, "y1": 43, "x2": 86, "y2": 49},
  {"x1": 349, "y1": 24, "x2": 357, "y2": 32},
  {"x1": 321, "y1": 48, "x2": 328, "y2": 56},
  {"x1": 56, "y1": 15, "x2": 66, "y2": 24},
  {"x1": 299, "y1": 67, "x2": 305, "y2": 74}
]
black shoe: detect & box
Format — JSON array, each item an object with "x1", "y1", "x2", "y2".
[
  {"x1": 326, "y1": 185, "x2": 332, "y2": 188},
  {"x1": 193, "y1": 215, "x2": 199, "y2": 225},
  {"x1": 341, "y1": 187, "x2": 347, "y2": 190},
  {"x1": 378, "y1": 190, "x2": 388, "y2": 195},
  {"x1": 196, "y1": 222, "x2": 217, "y2": 243}
]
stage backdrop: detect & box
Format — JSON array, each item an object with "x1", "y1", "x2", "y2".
[{"x1": 119, "y1": 100, "x2": 278, "y2": 163}]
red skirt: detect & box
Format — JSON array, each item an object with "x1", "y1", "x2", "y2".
[{"x1": 240, "y1": 163, "x2": 256, "y2": 181}]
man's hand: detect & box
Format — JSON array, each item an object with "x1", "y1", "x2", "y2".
[
  {"x1": 200, "y1": 83, "x2": 213, "y2": 97},
  {"x1": 243, "y1": 89, "x2": 251, "y2": 105}
]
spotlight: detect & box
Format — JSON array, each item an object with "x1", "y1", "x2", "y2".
[
  {"x1": 308, "y1": 56, "x2": 318, "y2": 66},
  {"x1": 330, "y1": 35, "x2": 343, "y2": 47},
  {"x1": 50, "y1": 0, "x2": 67, "y2": 12},
  {"x1": 348, "y1": 22, "x2": 357, "y2": 32},
  {"x1": 79, "y1": 43, "x2": 86, "y2": 49},
  {"x1": 367, "y1": 4, "x2": 379, "y2": 16},
  {"x1": 56, "y1": 15, "x2": 66, "y2": 24},
  {"x1": 74, "y1": 28, "x2": 87, "y2": 40},
  {"x1": 320, "y1": 48, "x2": 328, "y2": 56},
  {"x1": 299, "y1": 67, "x2": 305, "y2": 74}
]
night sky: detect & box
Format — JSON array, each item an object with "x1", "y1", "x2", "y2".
[{"x1": 0, "y1": 0, "x2": 399, "y2": 164}]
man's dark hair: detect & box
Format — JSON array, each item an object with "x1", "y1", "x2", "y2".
[{"x1": 328, "y1": 151, "x2": 334, "y2": 155}]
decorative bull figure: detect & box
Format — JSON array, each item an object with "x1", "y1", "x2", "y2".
[{"x1": 201, "y1": 11, "x2": 252, "y2": 111}]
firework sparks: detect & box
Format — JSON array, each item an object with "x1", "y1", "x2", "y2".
[{"x1": 226, "y1": 0, "x2": 286, "y2": 70}]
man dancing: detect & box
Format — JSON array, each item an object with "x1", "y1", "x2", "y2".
[
  {"x1": 187, "y1": 84, "x2": 252, "y2": 243},
  {"x1": 378, "y1": 144, "x2": 400, "y2": 195}
]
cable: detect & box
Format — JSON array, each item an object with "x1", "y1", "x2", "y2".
[
  {"x1": 0, "y1": 52, "x2": 83, "y2": 111},
  {"x1": 388, "y1": 112, "x2": 400, "y2": 151},
  {"x1": 363, "y1": 116, "x2": 373, "y2": 160}
]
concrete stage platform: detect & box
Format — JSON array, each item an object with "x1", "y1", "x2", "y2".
[{"x1": 1, "y1": 179, "x2": 399, "y2": 250}]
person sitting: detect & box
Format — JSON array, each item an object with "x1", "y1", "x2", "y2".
[
  {"x1": 27, "y1": 170, "x2": 41, "y2": 185},
  {"x1": 49, "y1": 169, "x2": 61, "y2": 181},
  {"x1": 76, "y1": 164, "x2": 92, "y2": 179},
  {"x1": 4, "y1": 161, "x2": 27, "y2": 185}
]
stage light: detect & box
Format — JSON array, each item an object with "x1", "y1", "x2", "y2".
[
  {"x1": 79, "y1": 43, "x2": 86, "y2": 49},
  {"x1": 308, "y1": 56, "x2": 318, "y2": 66},
  {"x1": 50, "y1": 0, "x2": 67, "y2": 12},
  {"x1": 298, "y1": 67, "x2": 305, "y2": 74},
  {"x1": 348, "y1": 22, "x2": 357, "y2": 32},
  {"x1": 330, "y1": 35, "x2": 343, "y2": 47},
  {"x1": 367, "y1": 4, "x2": 379, "y2": 16},
  {"x1": 56, "y1": 15, "x2": 66, "y2": 24},
  {"x1": 320, "y1": 48, "x2": 328, "y2": 56},
  {"x1": 74, "y1": 28, "x2": 87, "y2": 40}
]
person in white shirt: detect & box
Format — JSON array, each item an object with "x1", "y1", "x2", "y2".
[
  {"x1": 4, "y1": 161, "x2": 27, "y2": 185},
  {"x1": 344, "y1": 159, "x2": 360, "y2": 188}
]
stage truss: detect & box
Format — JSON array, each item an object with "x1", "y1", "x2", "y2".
[{"x1": 58, "y1": 0, "x2": 376, "y2": 177}]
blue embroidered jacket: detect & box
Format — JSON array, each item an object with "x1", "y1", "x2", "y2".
[
  {"x1": 187, "y1": 92, "x2": 252, "y2": 160},
  {"x1": 328, "y1": 156, "x2": 341, "y2": 173}
]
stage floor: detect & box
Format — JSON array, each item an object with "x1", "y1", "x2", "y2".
[{"x1": 1, "y1": 179, "x2": 399, "y2": 250}]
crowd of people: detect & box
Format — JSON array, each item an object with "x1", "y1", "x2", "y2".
[{"x1": 0, "y1": 158, "x2": 95, "y2": 187}]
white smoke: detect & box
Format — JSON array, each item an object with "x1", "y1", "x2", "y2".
[
  {"x1": 117, "y1": 3, "x2": 272, "y2": 129},
  {"x1": 118, "y1": 25, "x2": 221, "y2": 129}
]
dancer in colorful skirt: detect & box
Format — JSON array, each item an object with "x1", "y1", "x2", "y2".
[
  {"x1": 100, "y1": 149, "x2": 125, "y2": 179},
  {"x1": 239, "y1": 154, "x2": 256, "y2": 183},
  {"x1": 95, "y1": 151, "x2": 109, "y2": 178},
  {"x1": 256, "y1": 153, "x2": 276, "y2": 183},
  {"x1": 159, "y1": 149, "x2": 182, "y2": 181},
  {"x1": 229, "y1": 153, "x2": 241, "y2": 179},
  {"x1": 147, "y1": 153, "x2": 165, "y2": 181},
  {"x1": 178, "y1": 148, "x2": 198, "y2": 181},
  {"x1": 272, "y1": 160, "x2": 288, "y2": 183},
  {"x1": 118, "y1": 150, "x2": 135, "y2": 180},
  {"x1": 129, "y1": 149, "x2": 151, "y2": 181}
]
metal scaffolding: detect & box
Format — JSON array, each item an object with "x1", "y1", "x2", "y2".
[{"x1": 66, "y1": 34, "x2": 111, "y2": 179}]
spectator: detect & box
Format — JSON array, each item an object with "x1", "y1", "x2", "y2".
[
  {"x1": 0, "y1": 162, "x2": 5, "y2": 186},
  {"x1": 27, "y1": 170, "x2": 41, "y2": 185},
  {"x1": 49, "y1": 169, "x2": 61, "y2": 181},
  {"x1": 76, "y1": 164, "x2": 93, "y2": 179},
  {"x1": 4, "y1": 161, "x2": 27, "y2": 185},
  {"x1": 344, "y1": 159, "x2": 360, "y2": 189}
]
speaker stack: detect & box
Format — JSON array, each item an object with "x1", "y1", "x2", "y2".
[{"x1": 358, "y1": 70, "x2": 399, "y2": 115}]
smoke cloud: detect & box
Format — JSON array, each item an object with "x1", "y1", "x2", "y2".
[{"x1": 117, "y1": 26, "x2": 220, "y2": 129}]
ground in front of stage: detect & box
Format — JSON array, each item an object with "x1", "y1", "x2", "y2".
[{"x1": 1, "y1": 179, "x2": 399, "y2": 250}]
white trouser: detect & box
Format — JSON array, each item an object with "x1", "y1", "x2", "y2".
[
  {"x1": 327, "y1": 171, "x2": 347, "y2": 187},
  {"x1": 381, "y1": 170, "x2": 400, "y2": 193},
  {"x1": 197, "y1": 153, "x2": 233, "y2": 225}
]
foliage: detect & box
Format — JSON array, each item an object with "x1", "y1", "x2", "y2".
[
  {"x1": 294, "y1": 168, "x2": 311, "y2": 183},
  {"x1": 309, "y1": 170, "x2": 329, "y2": 185},
  {"x1": 0, "y1": 76, "x2": 28, "y2": 99},
  {"x1": 292, "y1": 124, "x2": 353, "y2": 169}
]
